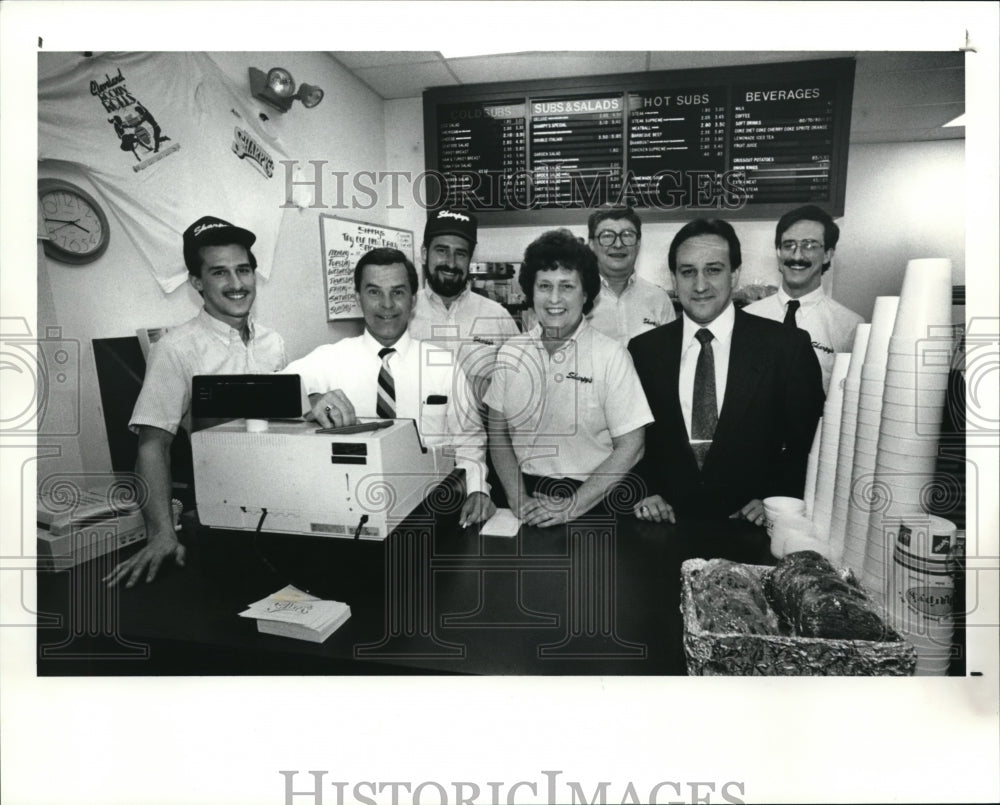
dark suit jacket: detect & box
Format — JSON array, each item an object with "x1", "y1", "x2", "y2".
[{"x1": 628, "y1": 307, "x2": 824, "y2": 519}]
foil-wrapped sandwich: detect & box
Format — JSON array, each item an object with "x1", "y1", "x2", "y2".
[{"x1": 765, "y1": 551, "x2": 890, "y2": 641}]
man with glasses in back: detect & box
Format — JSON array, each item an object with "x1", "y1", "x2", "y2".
[
  {"x1": 744, "y1": 205, "x2": 863, "y2": 392},
  {"x1": 586, "y1": 206, "x2": 675, "y2": 344}
]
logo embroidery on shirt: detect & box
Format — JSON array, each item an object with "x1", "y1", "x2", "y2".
[
  {"x1": 811, "y1": 341, "x2": 835, "y2": 355},
  {"x1": 473, "y1": 336, "x2": 495, "y2": 346},
  {"x1": 567, "y1": 372, "x2": 593, "y2": 384}
]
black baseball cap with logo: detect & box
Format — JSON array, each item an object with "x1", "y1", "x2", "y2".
[
  {"x1": 423, "y1": 208, "x2": 478, "y2": 248},
  {"x1": 183, "y1": 215, "x2": 257, "y2": 274}
]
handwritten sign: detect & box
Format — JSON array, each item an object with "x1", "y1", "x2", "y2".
[{"x1": 319, "y1": 215, "x2": 415, "y2": 321}]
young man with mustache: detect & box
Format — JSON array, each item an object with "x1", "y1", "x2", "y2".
[
  {"x1": 744, "y1": 205, "x2": 864, "y2": 392},
  {"x1": 107, "y1": 216, "x2": 287, "y2": 587}
]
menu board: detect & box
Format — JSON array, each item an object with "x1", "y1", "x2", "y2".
[
  {"x1": 318, "y1": 215, "x2": 414, "y2": 321},
  {"x1": 423, "y1": 59, "x2": 854, "y2": 223}
]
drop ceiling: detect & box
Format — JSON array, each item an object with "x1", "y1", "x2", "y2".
[{"x1": 330, "y1": 50, "x2": 966, "y2": 144}]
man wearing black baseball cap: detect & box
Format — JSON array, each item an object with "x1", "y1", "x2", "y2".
[
  {"x1": 410, "y1": 207, "x2": 519, "y2": 403},
  {"x1": 106, "y1": 215, "x2": 286, "y2": 587}
]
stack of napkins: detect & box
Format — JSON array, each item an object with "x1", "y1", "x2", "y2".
[
  {"x1": 239, "y1": 585, "x2": 351, "y2": 643},
  {"x1": 480, "y1": 507, "x2": 521, "y2": 537}
]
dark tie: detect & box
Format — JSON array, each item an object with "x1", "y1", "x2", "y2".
[
  {"x1": 376, "y1": 347, "x2": 396, "y2": 418},
  {"x1": 783, "y1": 299, "x2": 801, "y2": 327},
  {"x1": 691, "y1": 328, "x2": 718, "y2": 470}
]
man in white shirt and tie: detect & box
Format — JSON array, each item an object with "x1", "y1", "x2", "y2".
[
  {"x1": 744, "y1": 205, "x2": 864, "y2": 392},
  {"x1": 284, "y1": 247, "x2": 495, "y2": 528}
]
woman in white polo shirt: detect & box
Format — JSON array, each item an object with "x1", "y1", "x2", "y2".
[{"x1": 484, "y1": 230, "x2": 654, "y2": 527}]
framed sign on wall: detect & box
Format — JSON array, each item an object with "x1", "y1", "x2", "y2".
[{"x1": 319, "y1": 215, "x2": 415, "y2": 321}]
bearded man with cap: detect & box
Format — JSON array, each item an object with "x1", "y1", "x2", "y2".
[
  {"x1": 743, "y1": 205, "x2": 863, "y2": 392},
  {"x1": 409, "y1": 207, "x2": 520, "y2": 403},
  {"x1": 105, "y1": 216, "x2": 286, "y2": 588}
]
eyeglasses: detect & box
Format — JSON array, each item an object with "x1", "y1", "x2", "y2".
[
  {"x1": 596, "y1": 230, "x2": 639, "y2": 247},
  {"x1": 779, "y1": 239, "x2": 825, "y2": 256}
]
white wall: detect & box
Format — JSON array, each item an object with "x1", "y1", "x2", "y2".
[{"x1": 38, "y1": 52, "x2": 388, "y2": 477}]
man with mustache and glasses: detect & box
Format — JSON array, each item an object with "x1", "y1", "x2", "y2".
[
  {"x1": 744, "y1": 205, "x2": 863, "y2": 392},
  {"x1": 409, "y1": 207, "x2": 519, "y2": 404},
  {"x1": 107, "y1": 216, "x2": 287, "y2": 587}
]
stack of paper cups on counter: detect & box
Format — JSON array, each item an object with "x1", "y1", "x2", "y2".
[
  {"x1": 803, "y1": 420, "x2": 822, "y2": 517},
  {"x1": 809, "y1": 352, "x2": 851, "y2": 544},
  {"x1": 840, "y1": 297, "x2": 900, "y2": 577},
  {"x1": 862, "y1": 258, "x2": 954, "y2": 609},
  {"x1": 887, "y1": 514, "x2": 958, "y2": 675},
  {"x1": 828, "y1": 325, "x2": 871, "y2": 565}
]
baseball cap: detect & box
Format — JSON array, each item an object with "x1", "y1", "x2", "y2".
[
  {"x1": 183, "y1": 215, "x2": 257, "y2": 273},
  {"x1": 424, "y1": 208, "x2": 478, "y2": 248}
]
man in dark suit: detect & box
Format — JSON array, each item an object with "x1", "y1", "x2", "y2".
[{"x1": 628, "y1": 218, "x2": 824, "y2": 525}]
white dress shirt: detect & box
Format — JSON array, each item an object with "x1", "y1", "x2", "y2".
[
  {"x1": 744, "y1": 286, "x2": 863, "y2": 392},
  {"x1": 409, "y1": 286, "x2": 520, "y2": 399},
  {"x1": 284, "y1": 330, "x2": 489, "y2": 495},
  {"x1": 678, "y1": 303, "x2": 736, "y2": 439}
]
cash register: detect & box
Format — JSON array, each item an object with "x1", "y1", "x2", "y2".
[{"x1": 190, "y1": 375, "x2": 455, "y2": 540}]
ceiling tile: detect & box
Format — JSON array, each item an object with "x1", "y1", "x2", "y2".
[
  {"x1": 647, "y1": 51, "x2": 856, "y2": 71},
  {"x1": 330, "y1": 51, "x2": 442, "y2": 69},
  {"x1": 355, "y1": 62, "x2": 457, "y2": 99},
  {"x1": 854, "y1": 51, "x2": 965, "y2": 73},
  {"x1": 447, "y1": 53, "x2": 649, "y2": 85}
]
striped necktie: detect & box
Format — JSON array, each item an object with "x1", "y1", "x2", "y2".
[
  {"x1": 376, "y1": 347, "x2": 396, "y2": 418},
  {"x1": 783, "y1": 299, "x2": 801, "y2": 327},
  {"x1": 691, "y1": 328, "x2": 717, "y2": 470}
]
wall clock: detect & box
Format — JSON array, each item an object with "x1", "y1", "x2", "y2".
[{"x1": 38, "y1": 178, "x2": 111, "y2": 264}]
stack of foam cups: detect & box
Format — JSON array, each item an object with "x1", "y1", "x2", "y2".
[
  {"x1": 828, "y1": 325, "x2": 871, "y2": 565},
  {"x1": 863, "y1": 259, "x2": 953, "y2": 624},
  {"x1": 840, "y1": 297, "x2": 900, "y2": 577},
  {"x1": 887, "y1": 514, "x2": 958, "y2": 675},
  {"x1": 810, "y1": 352, "x2": 851, "y2": 545},
  {"x1": 803, "y1": 419, "x2": 822, "y2": 517}
]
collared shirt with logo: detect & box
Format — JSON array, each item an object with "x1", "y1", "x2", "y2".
[
  {"x1": 130, "y1": 308, "x2": 287, "y2": 436},
  {"x1": 410, "y1": 286, "x2": 520, "y2": 399},
  {"x1": 744, "y1": 286, "x2": 863, "y2": 392},
  {"x1": 483, "y1": 320, "x2": 653, "y2": 480},
  {"x1": 588, "y1": 273, "x2": 676, "y2": 345}
]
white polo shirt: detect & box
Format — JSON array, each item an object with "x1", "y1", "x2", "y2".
[
  {"x1": 744, "y1": 286, "x2": 863, "y2": 392},
  {"x1": 588, "y1": 273, "x2": 676, "y2": 344},
  {"x1": 483, "y1": 320, "x2": 653, "y2": 481},
  {"x1": 283, "y1": 330, "x2": 489, "y2": 496},
  {"x1": 409, "y1": 287, "x2": 520, "y2": 399},
  {"x1": 130, "y1": 308, "x2": 287, "y2": 436}
]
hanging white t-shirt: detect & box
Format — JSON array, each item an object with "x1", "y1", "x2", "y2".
[{"x1": 38, "y1": 52, "x2": 290, "y2": 293}]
